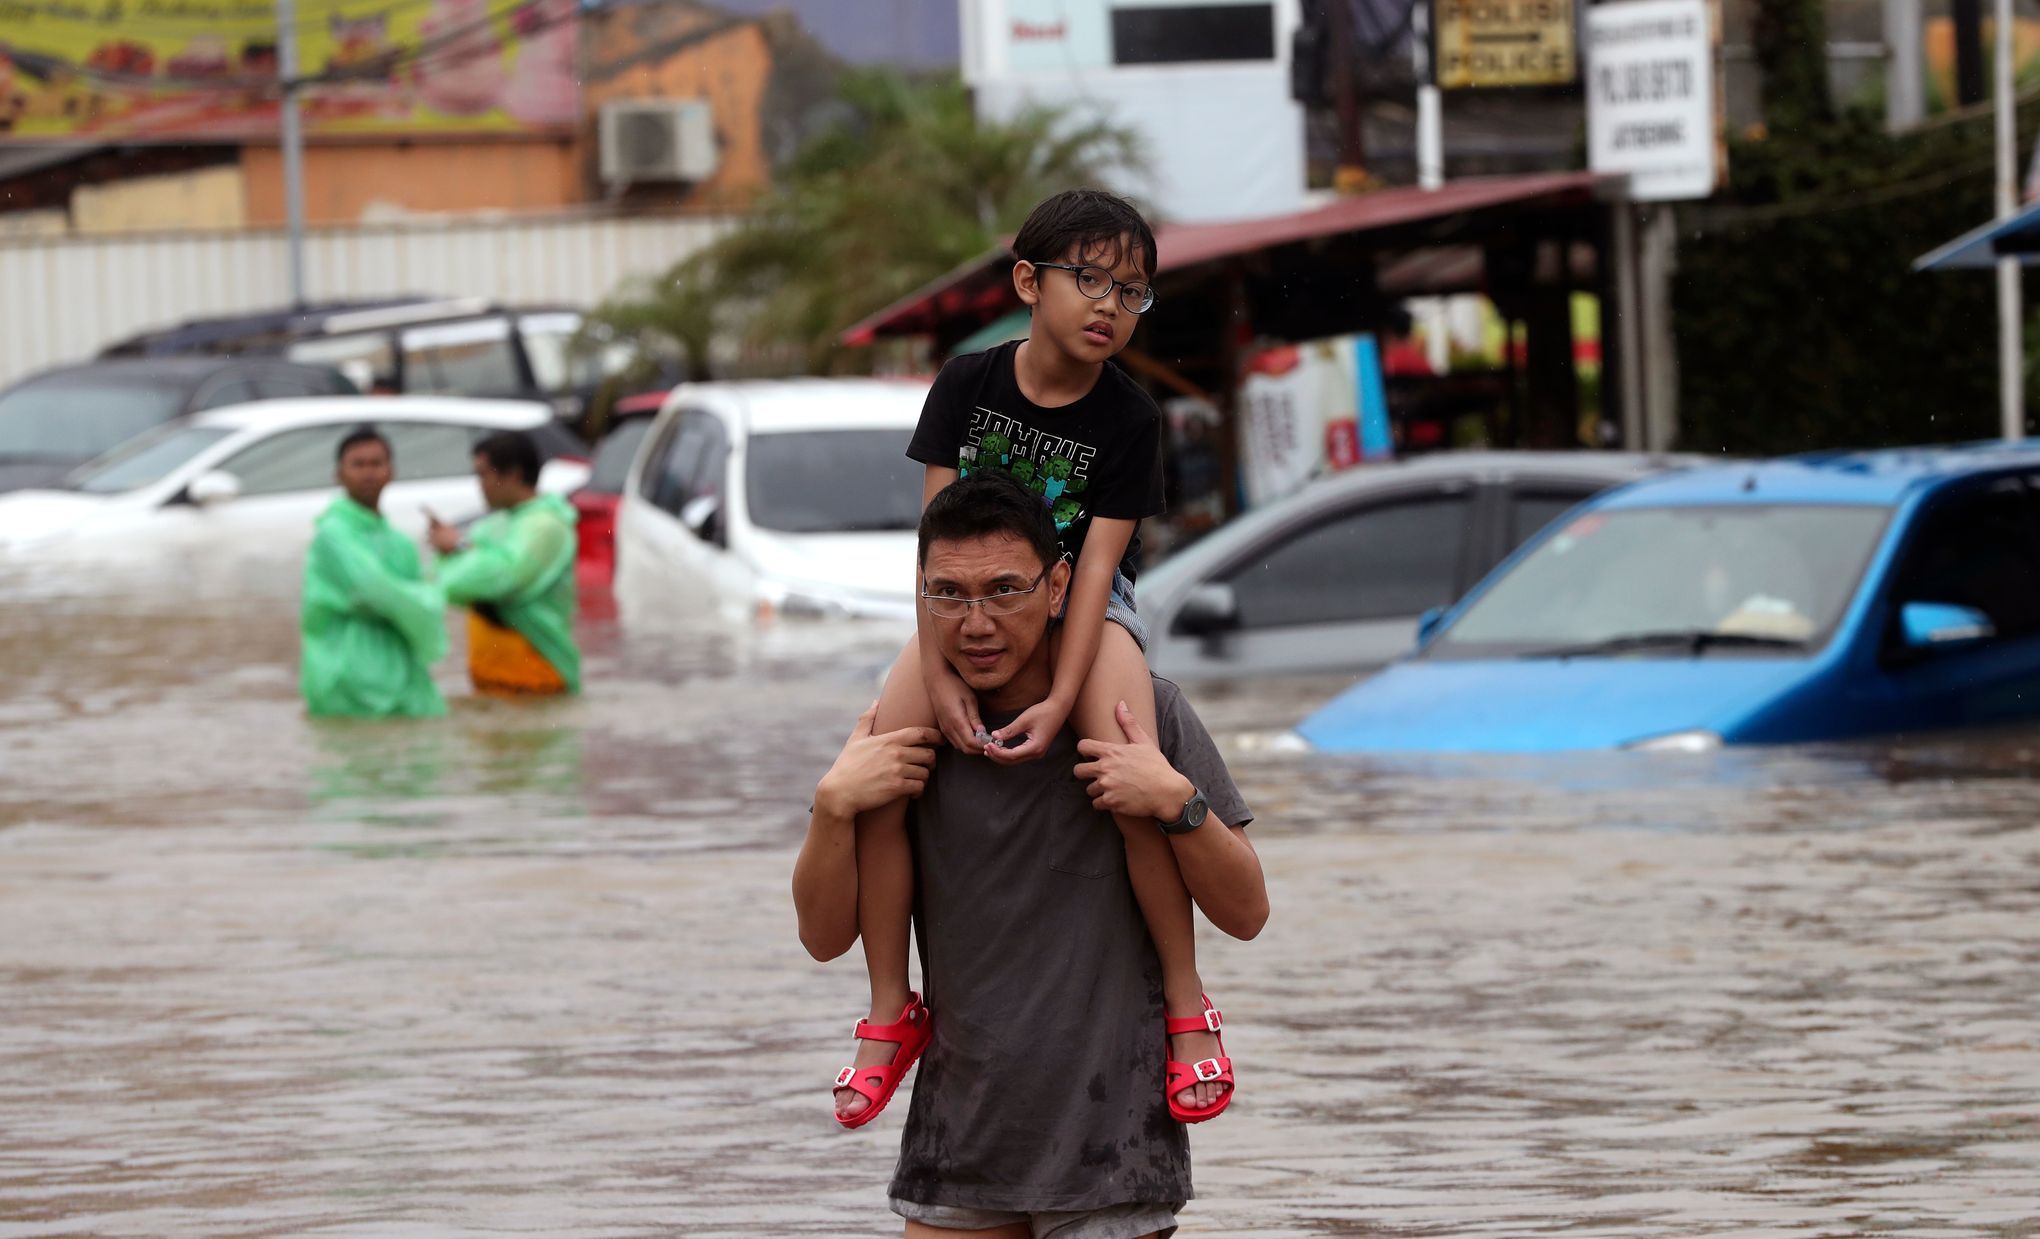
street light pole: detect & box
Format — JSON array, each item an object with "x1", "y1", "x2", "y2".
[
  {"x1": 277, "y1": 0, "x2": 307, "y2": 308},
  {"x1": 1413, "y1": 0, "x2": 1443, "y2": 189},
  {"x1": 1995, "y1": 0, "x2": 2022, "y2": 440}
]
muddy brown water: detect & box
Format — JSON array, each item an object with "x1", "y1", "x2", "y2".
[{"x1": 3, "y1": 560, "x2": 2038, "y2": 1237}]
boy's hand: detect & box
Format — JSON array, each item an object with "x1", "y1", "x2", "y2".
[
  {"x1": 1072, "y1": 701, "x2": 1193, "y2": 819},
  {"x1": 985, "y1": 697, "x2": 1069, "y2": 765},
  {"x1": 814, "y1": 703, "x2": 943, "y2": 820},
  {"x1": 928, "y1": 665, "x2": 988, "y2": 756}
]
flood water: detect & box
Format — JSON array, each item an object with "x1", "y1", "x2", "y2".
[{"x1": 3, "y1": 559, "x2": 2039, "y2": 1237}]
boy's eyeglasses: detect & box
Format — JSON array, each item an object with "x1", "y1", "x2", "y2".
[
  {"x1": 921, "y1": 568, "x2": 1050, "y2": 618},
  {"x1": 1032, "y1": 263, "x2": 1157, "y2": 315}
]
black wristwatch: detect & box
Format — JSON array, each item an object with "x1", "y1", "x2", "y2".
[{"x1": 1157, "y1": 787, "x2": 1209, "y2": 836}]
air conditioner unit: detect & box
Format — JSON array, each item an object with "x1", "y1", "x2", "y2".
[{"x1": 599, "y1": 100, "x2": 718, "y2": 185}]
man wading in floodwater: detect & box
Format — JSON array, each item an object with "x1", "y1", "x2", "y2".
[{"x1": 793, "y1": 473, "x2": 1270, "y2": 1238}]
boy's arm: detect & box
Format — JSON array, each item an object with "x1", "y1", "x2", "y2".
[
  {"x1": 1072, "y1": 702, "x2": 1269, "y2": 940},
  {"x1": 987, "y1": 516, "x2": 1134, "y2": 762},
  {"x1": 791, "y1": 704, "x2": 943, "y2": 961}
]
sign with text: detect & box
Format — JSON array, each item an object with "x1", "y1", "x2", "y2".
[
  {"x1": 1436, "y1": 0, "x2": 1578, "y2": 90},
  {"x1": 0, "y1": 0, "x2": 578, "y2": 142},
  {"x1": 1586, "y1": 0, "x2": 1721, "y2": 201}
]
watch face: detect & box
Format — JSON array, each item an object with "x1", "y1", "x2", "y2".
[{"x1": 1186, "y1": 795, "x2": 1209, "y2": 827}]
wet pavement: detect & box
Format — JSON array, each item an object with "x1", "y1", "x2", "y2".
[{"x1": 3, "y1": 560, "x2": 2039, "y2": 1237}]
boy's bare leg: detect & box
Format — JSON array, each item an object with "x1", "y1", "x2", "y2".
[
  {"x1": 1069, "y1": 624, "x2": 1228, "y2": 1113},
  {"x1": 839, "y1": 637, "x2": 931, "y2": 1121}
]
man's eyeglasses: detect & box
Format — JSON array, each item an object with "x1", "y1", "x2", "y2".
[
  {"x1": 1032, "y1": 263, "x2": 1157, "y2": 315},
  {"x1": 921, "y1": 567, "x2": 1050, "y2": 619}
]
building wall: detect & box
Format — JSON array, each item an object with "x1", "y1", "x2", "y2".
[
  {"x1": 241, "y1": 139, "x2": 582, "y2": 227},
  {"x1": 581, "y1": 8, "x2": 777, "y2": 209},
  {"x1": 0, "y1": 210, "x2": 734, "y2": 388},
  {"x1": 73, "y1": 165, "x2": 248, "y2": 234}
]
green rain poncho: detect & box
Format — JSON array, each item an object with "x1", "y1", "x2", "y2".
[
  {"x1": 300, "y1": 497, "x2": 449, "y2": 718},
  {"x1": 437, "y1": 493, "x2": 581, "y2": 692}
]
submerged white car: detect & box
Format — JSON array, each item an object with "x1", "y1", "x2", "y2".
[
  {"x1": 0, "y1": 397, "x2": 589, "y2": 571},
  {"x1": 614, "y1": 378, "x2": 930, "y2": 624}
]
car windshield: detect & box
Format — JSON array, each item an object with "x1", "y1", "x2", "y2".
[
  {"x1": 746, "y1": 429, "x2": 920, "y2": 534},
  {"x1": 69, "y1": 424, "x2": 234, "y2": 494},
  {"x1": 1431, "y1": 504, "x2": 1892, "y2": 658},
  {"x1": 0, "y1": 376, "x2": 188, "y2": 461}
]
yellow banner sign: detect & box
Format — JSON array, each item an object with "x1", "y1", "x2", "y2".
[
  {"x1": 0, "y1": 0, "x2": 578, "y2": 141},
  {"x1": 1436, "y1": 0, "x2": 1578, "y2": 90}
]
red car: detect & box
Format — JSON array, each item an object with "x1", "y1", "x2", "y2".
[{"x1": 572, "y1": 390, "x2": 666, "y2": 582}]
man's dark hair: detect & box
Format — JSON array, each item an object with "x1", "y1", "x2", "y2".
[
  {"x1": 474, "y1": 429, "x2": 542, "y2": 486},
  {"x1": 1011, "y1": 188, "x2": 1158, "y2": 280},
  {"x1": 336, "y1": 425, "x2": 389, "y2": 463},
  {"x1": 918, "y1": 472, "x2": 1060, "y2": 570}
]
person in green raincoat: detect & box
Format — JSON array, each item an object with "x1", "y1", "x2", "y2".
[
  {"x1": 301, "y1": 427, "x2": 449, "y2": 718},
  {"x1": 428, "y1": 430, "x2": 580, "y2": 696}
]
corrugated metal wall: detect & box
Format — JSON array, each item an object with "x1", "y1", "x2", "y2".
[{"x1": 0, "y1": 212, "x2": 734, "y2": 388}]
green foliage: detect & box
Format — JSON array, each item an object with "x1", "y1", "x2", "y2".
[
  {"x1": 1752, "y1": 0, "x2": 1833, "y2": 136},
  {"x1": 587, "y1": 69, "x2": 1148, "y2": 378},
  {"x1": 1672, "y1": 100, "x2": 2040, "y2": 454}
]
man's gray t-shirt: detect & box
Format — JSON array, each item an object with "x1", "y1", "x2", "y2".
[{"x1": 891, "y1": 676, "x2": 1253, "y2": 1213}]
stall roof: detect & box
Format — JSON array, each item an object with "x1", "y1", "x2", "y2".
[
  {"x1": 841, "y1": 171, "x2": 1612, "y2": 345},
  {"x1": 1914, "y1": 198, "x2": 2040, "y2": 270}
]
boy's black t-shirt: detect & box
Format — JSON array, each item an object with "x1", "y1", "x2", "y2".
[{"x1": 906, "y1": 341, "x2": 1166, "y2": 583}]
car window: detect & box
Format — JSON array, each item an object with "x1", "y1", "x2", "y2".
[
  {"x1": 380, "y1": 422, "x2": 482, "y2": 480},
  {"x1": 1891, "y1": 478, "x2": 2040, "y2": 644},
  {"x1": 1217, "y1": 495, "x2": 1472, "y2": 629},
  {"x1": 0, "y1": 375, "x2": 187, "y2": 460},
  {"x1": 255, "y1": 369, "x2": 342, "y2": 400},
  {"x1": 590, "y1": 416, "x2": 653, "y2": 495},
  {"x1": 401, "y1": 319, "x2": 523, "y2": 395},
  {"x1": 194, "y1": 379, "x2": 262, "y2": 411},
  {"x1": 70, "y1": 424, "x2": 234, "y2": 494},
  {"x1": 1509, "y1": 488, "x2": 1596, "y2": 549},
  {"x1": 217, "y1": 425, "x2": 350, "y2": 496},
  {"x1": 290, "y1": 334, "x2": 397, "y2": 393},
  {"x1": 642, "y1": 410, "x2": 719, "y2": 516}
]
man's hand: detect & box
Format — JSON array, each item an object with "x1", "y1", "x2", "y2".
[
  {"x1": 927, "y1": 664, "x2": 988, "y2": 756},
  {"x1": 815, "y1": 703, "x2": 944, "y2": 820},
  {"x1": 1072, "y1": 700, "x2": 1195, "y2": 820},
  {"x1": 986, "y1": 697, "x2": 1070, "y2": 765},
  {"x1": 424, "y1": 509, "x2": 462, "y2": 555}
]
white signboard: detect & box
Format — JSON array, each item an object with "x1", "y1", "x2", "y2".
[{"x1": 1586, "y1": 0, "x2": 1720, "y2": 202}]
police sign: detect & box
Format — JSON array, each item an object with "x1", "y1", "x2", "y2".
[
  {"x1": 1436, "y1": 0, "x2": 1579, "y2": 90},
  {"x1": 1586, "y1": 0, "x2": 1722, "y2": 201}
]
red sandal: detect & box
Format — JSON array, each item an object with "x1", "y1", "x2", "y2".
[
  {"x1": 832, "y1": 992, "x2": 933, "y2": 1130},
  {"x1": 1165, "y1": 994, "x2": 1234, "y2": 1124}
]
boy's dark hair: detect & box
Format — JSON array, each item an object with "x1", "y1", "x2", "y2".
[
  {"x1": 336, "y1": 424, "x2": 389, "y2": 463},
  {"x1": 918, "y1": 472, "x2": 1060, "y2": 570},
  {"x1": 1012, "y1": 188, "x2": 1158, "y2": 280},
  {"x1": 474, "y1": 429, "x2": 542, "y2": 486}
]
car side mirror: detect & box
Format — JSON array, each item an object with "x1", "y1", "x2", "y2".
[
  {"x1": 1176, "y1": 582, "x2": 1240, "y2": 637},
  {"x1": 1900, "y1": 600, "x2": 1994, "y2": 650},
  {"x1": 185, "y1": 470, "x2": 242, "y2": 507},
  {"x1": 1416, "y1": 605, "x2": 1449, "y2": 645},
  {"x1": 680, "y1": 494, "x2": 722, "y2": 545}
]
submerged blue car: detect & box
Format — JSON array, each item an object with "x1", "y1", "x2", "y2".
[{"x1": 1301, "y1": 442, "x2": 2040, "y2": 753}]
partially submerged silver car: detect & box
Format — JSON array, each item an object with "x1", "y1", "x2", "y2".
[{"x1": 1138, "y1": 452, "x2": 1695, "y2": 681}]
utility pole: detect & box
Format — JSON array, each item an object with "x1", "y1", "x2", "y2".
[
  {"x1": 1995, "y1": 0, "x2": 2023, "y2": 440},
  {"x1": 1412, "y1": 0, "x2": 1442, "y2": 189},
  {"x1": 1954, "y1": 0, "x2": 1986, "y2": 106},
  {"x1": 277, "y1": 0, "x2": 307, "y2": 307},
  {"x1": 1330, "y1": 0, "x2": 1369, "y2": 189},
  {"x1": 1883, "y1": 0, "x2": 1923, "y2": 129}
]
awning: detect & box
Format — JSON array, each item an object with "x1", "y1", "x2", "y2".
[
  {"x1": 1914, "y1": 198, "x2": 2040, "y2": 270},
  {"x1": 840, "y1": 171, "x2": 1613, "y2": 346}
]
